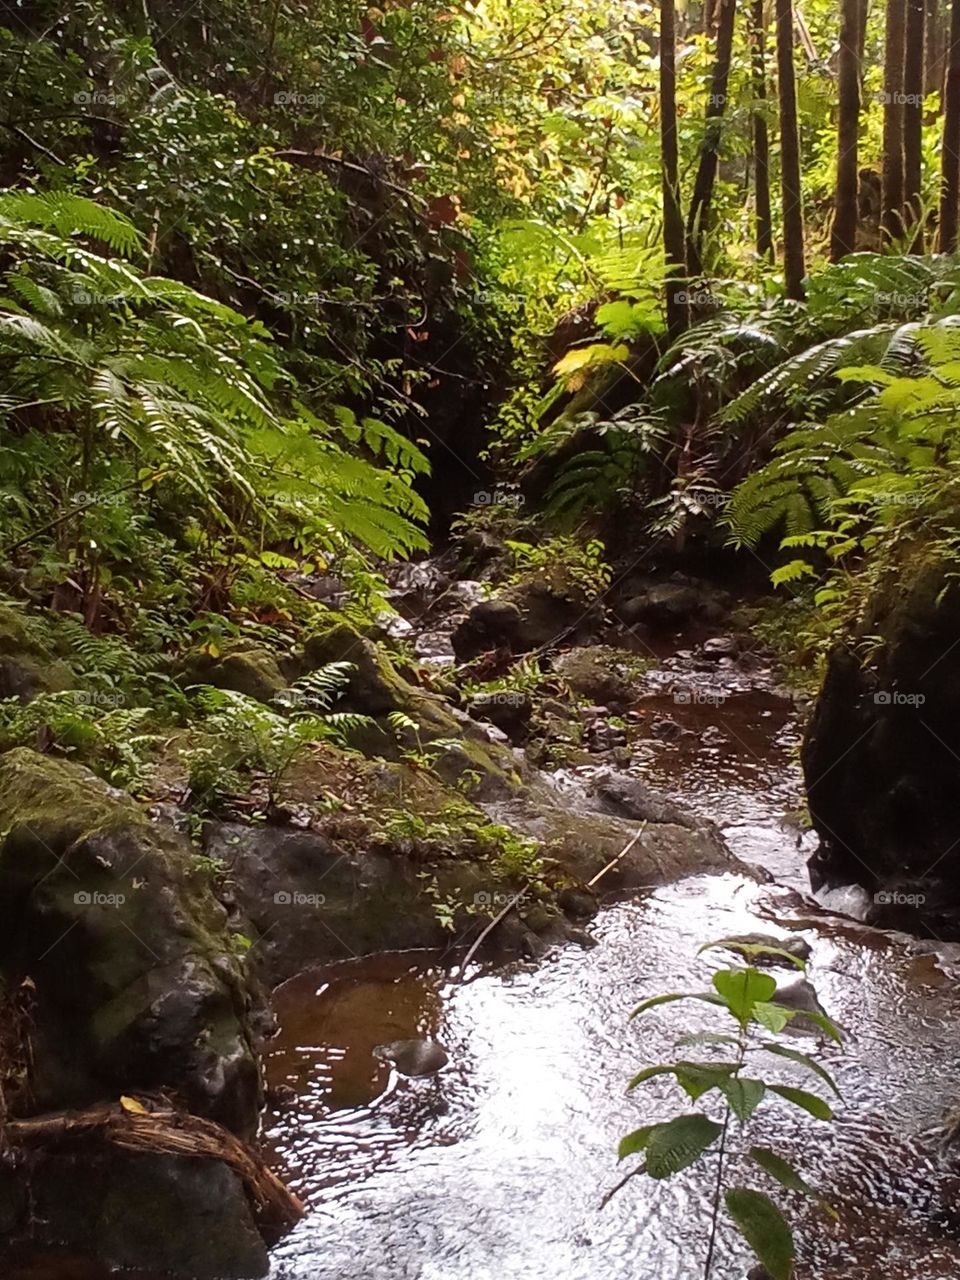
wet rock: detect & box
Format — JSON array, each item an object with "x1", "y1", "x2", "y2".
[
  {"x1": 179, "y1": 642, "x2": 288, "y2": 705},
  {"x1": 649, "y1": 716, "x2": 693, "y2": 741},
  {"x1": 584, "y1": 720, "x2": 627, "y2": 752},
  {"x1": 488, "y1": 783, "x2": 744, "y2": 891},
  {"x1": 373, "y1": 1038, "x2": 449, "y2": 1076},
  {"x1": 557, "y1": 886, "x2": 599, "y2": 918},
  {"x1": 552, "y1": 646, "x2": 637, "y2": 707},
  {"x1": 718, "y1": 932, "x2": 812, "y2": 966},
  {"x1": 1, "y1": 1149, "x2": 268, "y2": 1278},
  {"x1": 699, "y1": 635, "x2": 740, "y2": 659},
  {"x1": 803, "y1": 560, "x2": 960, "y2": 932},
  {"x1": 468, "y1": 690, "x2": 532, "y2": 743},
  {"x1": 453, "y1": 582, "x2": 602, "y2": 660},
  {"x1": 589, "y1": 771, "x2": 705, "y2": 831},
  {"x1": 619, "y1": 579, "x2": 730, "y2": 630},
  {"x1": 452, "y1": 597, "x2": 523, "y2": 658},
  {"x1": 0, "y1": 749, "x2": 262, "y2": 1137}
]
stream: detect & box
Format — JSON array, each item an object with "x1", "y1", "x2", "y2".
[{"x1": 262, "y1": 642, "x2": 960, "y2": 1280}]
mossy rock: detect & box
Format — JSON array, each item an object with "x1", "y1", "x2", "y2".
[
  {"x1": 298, "y1": 612, "x2": 520, "y2": 794},
  {"x1": 0, "y1": 748, "x2": 262, "y2": 1136},
  {"x1": 178, "y1": 641, "x2": 288, "y2": 705},
  {"x1": 0, "y1": 603, "x2": 74, "y2": 701}
]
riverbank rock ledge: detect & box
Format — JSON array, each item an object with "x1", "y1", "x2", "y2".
[
  {"x1": 0, "y1": 749, "x2": 271, "y2": 1276},
  {"x1": 803, "y1": 560, "x2": 960, "y2": 934}
]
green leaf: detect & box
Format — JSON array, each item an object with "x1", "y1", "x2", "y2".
[
  {"x1": 675, "y1": 1062, "x2": 739, "y2": 1100},
  {"x1": 720, "y1": 1077, "x2": 766, "y2": 1123},
  {"x1": 618, "y1": 1126, "x2": 656, "y2": 1159},
  {"x1": 759, "y1": 1044, "x2": 842, "y2": 1097},
  {"x1": 673, "y1": 1031, "x2": 740, "y2": 1050},
  {"x1": 792, "y1": 1008, "x2": 843, "y2": 1043},
  {"x1": 724, "y1": 1186, "x2": 795, "y2": 1280},
  {"x1": 753, "y1": 1001, "x2": 795, "y2": 1034},
  {"x1": 768, "y1": 1085, "x2": 833, "y2": 1120},
  {"x1": 712, "y1": 968, "x2": 777, "y2": 1027},
  {"x1": 629, "y1": 990, "x2": 719, "y2": 1019},
  {"x1": 749, "y1": 1147, "x2": 818, "y2": 1198},
  {"x1": 644, "y1": 1113, "x2": 724, "y2": 1179}
]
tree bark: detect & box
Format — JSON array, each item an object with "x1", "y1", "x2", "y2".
[
  {"x1": 661, "y1": 0, "x2": 689, "y2": 334},
  {"x1": 925, "y1": 0, "x2": 945, "y2": 94},
  {"x1": 831, "y1": 0, "x2": 862, "y2": 259},
  {"x1": 882, "y1": 0, "x2": 908, "y2": 240},
  {"x1": 686, "y1": 0, "x2": 738, "y2": 274},
  {"x1": 903, "y1": 0, "x2": 926, "y2": 246},
  {"x1": 775, "y1": 0, "x2": 806, "y2": 296},
  {"x1": 940, "y1": 0, "x2": 960, "y2": 249},
  {"x1": 751, "y1": 0, "x2": 774, "y2": 260}
]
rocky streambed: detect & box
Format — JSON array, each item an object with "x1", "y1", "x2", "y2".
[{"x1": 3, "y1": 555, "x2": 960, "y2": 1279}]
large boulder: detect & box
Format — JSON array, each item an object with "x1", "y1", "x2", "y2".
[
  {"x1": 294, "y1": 612, "x2": 521, "y2": 795},
  {"x1": 452, "y1": 581, "x2": 603, "y2": 660},
  {"x1": 803, "y1": 559, "x2": 960, "y2": 932},
  {"x1": 0, "y1": 1149, "x2": 268, "y2": 1278},
  {"x1": 618, "y1": 576, "x2": 730, "y2": 630},
  {"x1": 178, "y1": 641, "x2": 288, "y2": 705},
  {"x1": 0, "y1": 749, "x2": 263, "y2": 1136}
]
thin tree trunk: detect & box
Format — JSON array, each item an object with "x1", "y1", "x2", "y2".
[
  {"x1": 925, "y1": 0, "x2": 945, "y2": 94},
  {"x1": 940, "y1": 0, "x2": 960, "y2": 249},
  {"x1": 686, "y1": 0, "x2": 738, "y2": 274},
  {"x1": 831, "y1": 0, "x2": 862, "y2": 259},
  {"x1": 661, "y1": 0, "x2": 689, "y2": 333},
  {"x1": 882, "y1": 0, "x2": 908, "y2": 240},
  {"x1": 903, "y1": 0, "x2": 926, "y2": 246},
  {"x1": 776, "y1": 0, "x2": 806, "y2": 296},
  {"x1": 751, "y1": 0, "x2": 774, "y2": 260}
]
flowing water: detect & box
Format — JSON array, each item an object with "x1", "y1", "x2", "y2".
[
  {"x1": 263, "y1": 647, "x2": 960, "y2": 1280},
  {"x1": 9, "y1": 640, "x2": 960, "y2": 1280}
]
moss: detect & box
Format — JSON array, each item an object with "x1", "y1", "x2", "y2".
[
  {"x1": 179, "y1": 642, "x2": 287, "y2": 704},
  {"x1": 0, "y1": 602, "x2": 74, "y2": 700}
]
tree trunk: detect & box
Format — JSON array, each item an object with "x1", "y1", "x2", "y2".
[
  {"x1": 775, "y1": 0, "x2": 806, "y2": 296},
  {"x1": 751, "y1": 0, "x2": 774, "y2": 260},
  {"x1": 686, "y1": 0, "x2": 738, "y2": 275},
  {"x1": 661, "y1": 0, "x2": 689, "y2": 334},
  {"x1": 940, "y1": 0, "x2": 960, "y2": 249},
  {"x1": 903, "y1": 0, "x2": 926, "y2": 246},
  {"x1": 831, "y1": 0, "x2": 862, "y2": 259},
  {"x1": 925, "y1": 0, "x2": 945, "y2": 94},
  {"x1": 881, "y1": 0, "x2": 908, "y2": 240}
]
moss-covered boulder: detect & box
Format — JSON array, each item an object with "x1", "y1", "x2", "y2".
[
  {"x1": 0, "y1": 604, "x2": 73, "y2": 701},
  {"x1": 296, "y1": 611, "x2": 521, "y2": 795},
  {"x1": 178, "y1": 641, "x2": 288, "y2": 705},
  {"x1": 0, "y1": 749, "x2": 262, "y2": 1136}
]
